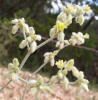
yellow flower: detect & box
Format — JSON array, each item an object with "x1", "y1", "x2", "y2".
[
  {"x1": 84, "y1": 33, "x2": 89, "y2": 39},
  {"x1": 84, "y1": 5, "x2": 91, "y2": 12},
  {"x1": 56, "y1": 21, "x2": 64, "y2": 32},
  {"x1": 55, "y1": 60, "x2": 66, "y2": 69}
]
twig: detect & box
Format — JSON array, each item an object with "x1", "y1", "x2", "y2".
[
  {"x1": 19, "y1": 50, "x2": 31, "y2": 70},
  {"x1": 42, "y1": 37, "x2": 98, "y2": 54},
  {"x1": 73, "y1": 45, "x2": 98, "y2": 53},
  {"x1": 0, "y1": 80, "x2": 12, "y2": 92},
  {"x1": 20, "y1": 62, "x2": 48, "y2": 100}
]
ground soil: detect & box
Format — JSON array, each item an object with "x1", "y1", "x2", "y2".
[{"x1": 0, "y1": 67, "x2": 98, "y2": 100}]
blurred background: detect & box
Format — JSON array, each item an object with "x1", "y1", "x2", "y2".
[{"x1": 0, "y1": 0, "x2": 98, "y2": 85}]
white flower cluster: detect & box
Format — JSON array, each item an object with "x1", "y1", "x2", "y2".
[
  {"x1": 3, "y1": 3, "x2": 91, "y2": 98},
  {"x1": 49, "y1": 59, "x2": 89, "y2": 92},
  {"x1": 28, "y1": 76, "x2": 52, "y2": 96},
  {"x1": 4, "y1": 58, "x2": 19, "y2": 82},
  {"x1": 49, "y1": 4, "x2": 91, "y2": 49},
  {"x1": 44, "y1": 50, "x2": 59, "y2": 66},
  {"x1": 12, "y1": 18, "x2": 41, "y2": 53},
  {"x1": 12, "y1": 18, "x2": 29, "y2": 34},
  {"x1": 69, "y1": 32, "x2": 89, "y2": 46}
]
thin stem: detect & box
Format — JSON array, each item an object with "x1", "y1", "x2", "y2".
[
  {"x1": 20, "y1": 62, "x2": 48, "y2": 100},
  {"x1": 21, "y1": 84, "x2": 28, "y2": 100},
  {"x1": 19, "y1": 77, "x2": 28, "y2": 84},
  {"x1": 19, "y1": 37, "x2": 55, "y2": 70},
  {"x1": 33, "y1": 62, "x2": 48, "y2": 75},
  {"x1": 0, "y1": 80, "x2": 12, "y2": 92},
  {"x1": 37, "y1": 37, "x2": 55, "y2": 50},
  {"x1": 19, "y1": 50, "x2": 31, "y2": 70}
]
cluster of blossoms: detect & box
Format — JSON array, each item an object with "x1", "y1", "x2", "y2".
[
  {"x1": 2, "y1": 3, "x2": 92, "y2": 100},
  {"x1": 12, "y1": 18, "x2": 41, "y2": 53},
  {"x1": 44, "y1": 50, "x2": 59, "y2": 66},
  {"x1": 49, "y1": 4, "x2": 91, "y2": 49},
  {"x1": 49, "y1": 59, "x2": 89, "y2": 93},
  {"x1": 28, "y1": 76, "x2": 52, "y2": 96},
  {"x1": 4, "y1": 58, "x2": 19, "y2": 82},
  {"x1": 69, "y1": 32, "x2": 89, "y2": 45}
]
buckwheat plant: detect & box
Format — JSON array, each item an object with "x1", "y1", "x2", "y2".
[{"x1": 0, "y1": 3, "x2": 92, "y2": 100}]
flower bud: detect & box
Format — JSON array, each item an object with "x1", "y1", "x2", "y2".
[
  {"x1": 84, "y1": 33, "x2": 89, "y2": 39},
  {"x1": 75, "y1": 15, "x2": 84, "y2": 26},
  {"x1": 23, "y1": 24, "x2": 30, "y2": 33},
  {"x1": 13, "y1": 58, "x2": 19, "y2": 67},
  {"x1": 29, "y1": 27, "x2": 35, "y2": 35},
  {"x1": 30, "y1": 41, "x2": 37, "y2": 53},
  {"x1": 11, "y1": 19, "x2": 18, "y2": 24},
  {"x1": 19, "y1": 40, "x2": 27, "y2": 49},
  {"x1": 12, "y1": 24, "x2": 19, "y2": 34},
  {"x1": 26, "y1": 36, "x2": 32, "y2": 43}
]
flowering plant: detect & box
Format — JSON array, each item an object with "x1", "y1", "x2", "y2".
[{"x1": 0, "y1": 3, "x2": 92, "y2": 100}]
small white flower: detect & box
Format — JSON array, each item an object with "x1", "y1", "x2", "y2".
[
  {"x1": 28, "y1": 80, "x2": 37, "y2": 87},
  {"x1": 11, "y1": 19, "x2": 18, "y2": 24},
  {"x1": 44, "y1": 50, "x2": 59, "y2": 66},
  {"x1": 36, "y1": 35, "x2": 41, "y2": 41}
]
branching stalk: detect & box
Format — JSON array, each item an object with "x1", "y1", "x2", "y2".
[{"x1": 0, "y1": 80, "x2": 12, "y2": 92}]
